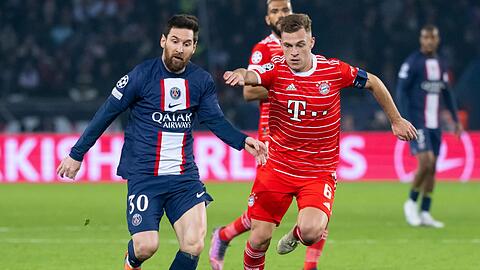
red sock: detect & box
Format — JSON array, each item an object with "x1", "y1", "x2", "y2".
[
  {"x1": 219, "y1": 210, "x2": 251, "y2": 242},
  {"x1": 293, "y1": 225, "x2": 309, "y2": 246},
  {"x1": 304, "y1": 229, "x2": 328, "y2": 270},
  {"x1": 243, "y1": 241, "x2": 266, "y2": 270}
]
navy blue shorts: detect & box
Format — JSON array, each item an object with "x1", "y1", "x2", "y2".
[
  {"x1": 409, "y1": 128, "x2": 441, "y2": 156},
  {"x1": 126, "y1": 179, "x2": 213, "y2": 235}
]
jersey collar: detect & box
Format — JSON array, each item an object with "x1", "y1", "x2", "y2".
[
  {"x1": 269, "y1": 33, "x2": 281, "y2": 45},
  {"x1": 289, "y1": 54, "x2": 317, "y2": 77}
]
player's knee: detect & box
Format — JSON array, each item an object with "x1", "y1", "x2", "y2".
[
  {"x1": 298, "y1": 223, "x2": 325, "y2": 245},
  {"x1": 249, "y1": 229, "x2": 272, "y2": 250},
  {"x1": 134, "y1": 238, "x2": 158, "y2": 260},
  {"x1": 181, "y1": 235, "x2": 205, "y2": 256}
]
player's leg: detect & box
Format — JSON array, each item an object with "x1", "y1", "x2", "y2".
[
  {"x1": 165, "y1": 180, "x2": 213, "y2": 270},
  {"x1": 244, "y1": 219, "x2": 276, "y2": 270},
  {"x1": 244, "y1": 190, "x2": 293, "y2": 270},
  {"x1": 125, "y1": 231, "x2": 159, "y2": 269},
  {"x1": 277, "y1": 208, "x2": 329, "y2": 255},
  {"x1": 419, "y1": 129, "x2": 444, "y2": 228},
  {"x1": 124, "y1": 182, "x2": 164, "y2": 270},
  {"x1": 209, "y1": 210, "x2": 250, "y2": 270},
  {"x1": 303, "y1": 229, "x2": 328, "y2": 270},
  {"x1": 404, "y1": 128, "x2": 434, "y2": 226},
  {"x1": 278, "y1": 178, "x2": 334, "y2": 255},
  {"x1": 170, "y1": 202, "x2": 207, "y2": 270}
]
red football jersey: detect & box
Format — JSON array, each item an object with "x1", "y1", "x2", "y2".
[
  {"x1": 247, "y1": 34, "x2": 283, "y2": 142},
  {"x1": 252, "y1": 54, "x2": 360, "y2": 178}
]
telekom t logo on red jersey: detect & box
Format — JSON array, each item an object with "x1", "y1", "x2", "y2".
[{"x1": 287, "y1": 100, "x2": 307, "y2": 121}]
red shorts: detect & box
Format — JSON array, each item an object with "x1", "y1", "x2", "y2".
[{"x1": 247, "y1": 164, "x2": 337, "y2": 225}]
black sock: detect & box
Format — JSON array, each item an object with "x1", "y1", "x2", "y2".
[
  {"x1": 409, "y1": 189, "x2": 420, "y2": 201},
  {"x1": 127, "y1": 240, "x2": 143, "y2": 268},
  {"x1": 169, "y1": 250, "x2": 199, "y2": 270},
  {"x1": 421, "y1": 196, "x2": 432, "y2": 212}
]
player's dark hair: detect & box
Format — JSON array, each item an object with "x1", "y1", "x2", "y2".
[
  {"x1": 163, "y1": 14, "x2": 199, "y2": 43},
  {"x1": 280, "y1": 13, "x2": 311, "y2": 34}
]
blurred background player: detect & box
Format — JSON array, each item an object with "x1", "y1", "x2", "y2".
[
  {"x1": 56, "y1": 14, "x2": 266, "y2": 270},
  {"x1": 209, "y1": 2, "x2": 328, "y2": 270},
  {"x1": 223, "y1": 14, "x2": 417, "y2": 270},
  {"x1": 399, "y1": 25, "x2": 463, "y2": 228}
]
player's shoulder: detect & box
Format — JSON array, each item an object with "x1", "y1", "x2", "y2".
[
  {"x1": 404, "y1": 51, "x2": 423, "y2": 64},
  {"x1": 186, "y1": 62, "x2": 214, "y2": 83},
  {"x1": 315, "y1": 54, "x2": 343, "y2": 67},
  {"x1": 134, "y1": 57, "x2": 161, "y2": 76}
]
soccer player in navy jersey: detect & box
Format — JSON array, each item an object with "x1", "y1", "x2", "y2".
[
  {"x1": 398, "y1": 25, "x2": 462, "y2": 228},
  {"x1": 56, "y1": 14, "x2": 267, "y2": 270}
]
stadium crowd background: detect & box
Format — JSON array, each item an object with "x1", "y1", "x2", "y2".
[{"x1": 1, "y1": 0, "x2": 479, "y2": 133}]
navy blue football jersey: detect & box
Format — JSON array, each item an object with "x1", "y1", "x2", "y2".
[
  {"x1": 70, "y1": 58, "x2": 247, "y2": 182},
  {"x1": 397, "y1": 51, "x2": 458, "y2": 129},
  {"x1": 396, "y1": 51, "x2": 458, "y2": 129}
]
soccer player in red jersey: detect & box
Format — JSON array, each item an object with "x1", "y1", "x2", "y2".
[
  {"x1": 209, "y1": 2, "x2": 329, "y2": 270},
  {"x1": 223, "y1": 14, "x2": 418, "y2": 269}
]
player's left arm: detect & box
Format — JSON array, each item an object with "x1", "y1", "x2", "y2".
[
  {"x1": 362, "y1": 71, "x2": 418, "y2": 141},
  {"x1": 441, "y1": 71, "x2": 463, "y2": 137}
]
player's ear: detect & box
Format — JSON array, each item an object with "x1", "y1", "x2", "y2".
[
  {"x1": 160, "y1": 34, "x2": 167, "y2": 49},
  {"x1": 310, "y1": 36, "x2": 315, "y2": 49},
  {"x1": 265, "y1": 15, "x2": 270, "y2": 26},
  {"x1": 192, "y1": 41, "x2": 197, "y2": 54}
]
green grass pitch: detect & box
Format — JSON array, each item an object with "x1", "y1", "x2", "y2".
[{"x1": 1, "y1": 182, "x2": 479, "y2": 270}]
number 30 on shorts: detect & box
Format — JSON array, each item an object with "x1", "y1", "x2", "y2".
[
  {"x1": 323, "y1": 184, "x2": 333, "y2": 199},
  {"x1": 128, "y1": 194, "x2": 149, "y2": 214}
]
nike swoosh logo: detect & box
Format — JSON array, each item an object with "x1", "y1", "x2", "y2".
[
  {"x1": 168, "y1": 103, "x2": 182, "y2": 108},
  {"x1": 196, "y1": 191, "x2": 205, "y2": 198}
]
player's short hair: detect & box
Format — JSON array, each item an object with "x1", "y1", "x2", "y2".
[
  {"x1": 163, "y1": 14, "x2": 199, "y2": 43},
  {"x1": 421, "y1": 24, "x2": 439, "y2": 34},
  {"x1": 279, "y1": 13, "x2": 311, "y2": 34}
]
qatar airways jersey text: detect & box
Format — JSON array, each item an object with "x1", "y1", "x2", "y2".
[{"x1": 252, "y1": 54, "x2": 365, "y2": 178}]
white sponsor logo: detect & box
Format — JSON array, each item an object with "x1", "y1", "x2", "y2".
[
  {"x1": 286, "y1": 83, "x2": 297, "y2": 91},
  {"x1": 116, "y1": 75, "x2": 129, "y2": 89},
  {"x1": 196, "y1": 191, "x2": 205, "y2": 198},
  {"x1": 151, "y1": 112, "x2": 192, "y2": 129},
  {"x1": 287, "y1": 100, "x2": 306, "y2": 122}
]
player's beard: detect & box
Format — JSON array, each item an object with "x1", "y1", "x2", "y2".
[
  {"x1": 269, "y1": 22, "x2": 281, "y2": 37},
  {"x1": 164, "y1": 49, "x2": 189, "y2": 73}
]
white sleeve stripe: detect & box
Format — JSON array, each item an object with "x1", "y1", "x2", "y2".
[
  {"x1": 248, "y1": 64, "x2": 262, "y2": 71},
  {"x1": 111, "y1": 87, "x2": 123, "y2": 100},
  {"x1": 252, "y1": 70, "x2": 262, "y2": 84}
]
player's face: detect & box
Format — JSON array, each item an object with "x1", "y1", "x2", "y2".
[
  {"x1": 420, "y1": 29, "x2": 440, "y2": 55},
  {"x1": 161, "y1": 28, "x2": 197, "y2": 72},
  {"x1": 265, "y1": 0, "x2": 292, "y2": 36},
  {"x1": 281, "y1": 28, "x2": 315, "y2": 72}
]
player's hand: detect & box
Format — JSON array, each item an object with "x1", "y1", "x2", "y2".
[
  {"x1": 57, "y1": 156, "x2": 82, "y2": 180},
  {"x1": 223, "y1": 71, "x2": 245, "y2": 86},
  {"x1": 244, "y1": 137, "x2": 268, "y2": 165},
  {"x1": 392, "y1": 118, "x2": 418, "y2": 141},
  {"x1": 454, "y1": 122, "x2": 463, "y2": 138}
]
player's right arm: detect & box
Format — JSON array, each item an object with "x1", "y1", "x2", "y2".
[
  {"x1": 242, "y1": 44, "x2": 271, "y2": 101},
  {"x1": 224, "y1": 62, "x2": 276, "y2": 88},
  {"x1": 395, "y1": 57, "x2": 415, "y2": 120},
  {"x1": 57, "y1": 67, "x2": 144, "y2": 179}
]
